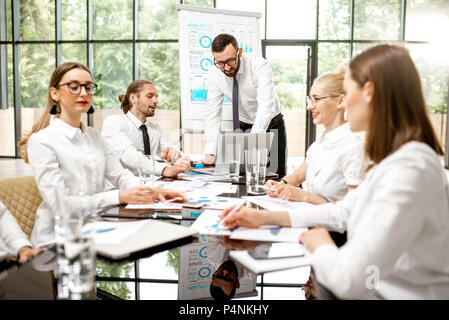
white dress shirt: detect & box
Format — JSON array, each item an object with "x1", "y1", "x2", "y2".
[
  {"x1": 204, "y1": 53, "x2": 282, "y2": 155},
  {"x1": 303, "y1": 122, "x2": 365, "y2": 202},
  {"x1": 0, "y1": 201, "x2": 32, "y2": 261},
  {"x1": 28, "y1": 116, "x2": 140, "y2": 247},
  {"x1": 288, "y1": 141, "x2": 449, "y2": 299},
  {"x1": 101, "y1": 112, "x2": 173, "y2": 176}
]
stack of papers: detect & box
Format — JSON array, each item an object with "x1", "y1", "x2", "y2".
[
  {"x1": 243, "y1": 195, "x2": 316, "y2": 211},
  {"x1": 190, "y1": 209, "x2": 307, "y2": 242}
]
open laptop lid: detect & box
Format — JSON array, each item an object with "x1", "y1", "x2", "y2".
[
  {"x1": 214, "y1": 132, "x2": 275, "y2": 175},
  {"x1": 96, "y1": 220, "x2": 198, "y2": 261}
]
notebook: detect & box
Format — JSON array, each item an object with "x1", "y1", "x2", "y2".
[{"x1": 95, "y1": 219, "x2": 198, "y2": 261}]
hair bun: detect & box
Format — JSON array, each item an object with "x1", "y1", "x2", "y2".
[
  {"x1": 336, "y1": 62, "x2": 348, "y2": 76},
  {"x1": 118, "y1": 94, "x2": 125, "y2": 103}
]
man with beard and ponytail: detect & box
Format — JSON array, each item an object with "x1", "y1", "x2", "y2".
[{"x1": 102, "y1": 80, "x2": 191, "y2": 178}]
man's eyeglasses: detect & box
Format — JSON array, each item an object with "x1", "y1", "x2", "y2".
[
  {"x1": 307, "y1": 95, "x2": 334, "y2": 106},
  {"x1": 57, "y1": 81, "x2": 98, "y2": 95},
  {"x1": 214, "y1": 52, "x2": 239, "y2": 68}
]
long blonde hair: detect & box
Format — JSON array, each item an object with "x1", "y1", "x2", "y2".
[{"x1": 18, "y1": 62, "x2": 92, "y2": 163}]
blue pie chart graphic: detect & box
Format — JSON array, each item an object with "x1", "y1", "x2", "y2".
[
  {"x1": 198, "y1": 267, "x2": 211, "y2": 278},
  {"x1": 199, "y1": 35, "x2": 212, "y2": 48},
  {"x1": 200, "y1": 58, "x2": 213, "y2": 72}
]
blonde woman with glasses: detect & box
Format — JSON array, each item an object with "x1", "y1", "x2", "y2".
[{"x1": 265, "y1": 64, "x2": 365, "y2": 205}]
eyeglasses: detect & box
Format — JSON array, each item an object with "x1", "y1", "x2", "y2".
[
  {"x1": 57, "y1": 81, "x2": 98, "y2": 95},
  {"x1": 214, "y1": 52, "x2": 239, "y2": 68},
  {"x1": 307, "y1": 95, "x2": 334, "y2": 106}
]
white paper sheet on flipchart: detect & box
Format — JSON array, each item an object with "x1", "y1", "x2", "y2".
[
  {"x1": 190, "y1": 209, "x2": 307, "y2": 242},
  {"x1": 242, "y1": 195, "x2": 316, "y2": 211},
  {"x1": 83, "y1": 220, "x2": 149, "y2": 245}
]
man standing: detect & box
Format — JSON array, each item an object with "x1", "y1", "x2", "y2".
[
  {"x1": 202, "y1": 33, "x2": 287, "y2": 177},
  {"x1": 102, "y1": 80, "x2": 190, "y2": 178}
]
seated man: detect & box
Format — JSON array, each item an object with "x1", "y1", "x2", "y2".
[
  {"x1": 0, "y1": 201, "x2": 41, "y2": 264},
  {"x1": 102, "y1": 79, "x2": 190, "y2": 178}
]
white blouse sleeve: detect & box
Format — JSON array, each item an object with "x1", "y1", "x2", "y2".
[
  {"x1": 341, "y1": 136, "x2": 365, "y2": 186},
  {"x1": 0, "y1": 202, "x2": 32, "y2": 258},
  {"x1": 309, "y1": 155, "x2": 445, "y2": 298},
  {"x1": 28, "y1": 134, "x2": 122, "y2": 215}
]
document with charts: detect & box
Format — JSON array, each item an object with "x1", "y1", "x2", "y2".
[
  {"x1": 190, "y1": 209, "x2": 307, "y2": 242},
  {"x1": 242, "y1": 195, "x2": 316, "y2": 211}
]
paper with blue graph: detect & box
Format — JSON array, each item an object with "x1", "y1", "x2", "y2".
[{"x1": 191, "y1": 209, "x2": 307, "y2": 242}]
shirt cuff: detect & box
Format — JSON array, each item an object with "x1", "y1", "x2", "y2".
[
  {"x1": 11, "y1": 238, "x2": 33, "y2": 257},
  {"x1": 205, "y1": 143, "x2": 216, "y2": 156},
  {"x1": 157, "y1": 162, "x2": 169, "y2": 176},
  {"x1": 105, "y1": 190, "x2": 121, "y2": 207}
]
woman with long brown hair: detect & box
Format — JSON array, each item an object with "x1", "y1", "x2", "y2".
[
  {"x1": 220, "y1": 45, "x2": 449, "y2": 299},
  {"x1": 19, "y1": 62, "x2": 186, "y2": 247}
]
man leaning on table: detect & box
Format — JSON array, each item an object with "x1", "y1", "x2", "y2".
[
  {"x1": 201, "y1": 33, "x2": 287, "y2": 178},
  {"x1": 101, "y1": 79, "x2": 191, "y2": 178}
]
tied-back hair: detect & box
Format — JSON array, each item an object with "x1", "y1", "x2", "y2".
[
  {"x1": 349, "y1": 44, "x2": 444, "y2": 165},
  {"x1": 18, "y1": 62, "x2": 92, "y2": 163},
  {"x1": 118, "y1": 80, "x2": 153, "y2": 114},
  {"x1": 314, "y1": 62, "x2": 347, "y2": 97}
]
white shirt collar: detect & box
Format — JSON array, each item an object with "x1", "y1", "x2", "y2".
[
  {"x1": 126, "y1": 111, "x2": 146, "y2": 128},
  {"x1": 235, "y1": 54, "x2": 246, "y2": 79},
  {"x1": 320, "y1": 122, "x2": 351, "y2": 144},
  {"x1": 50, "y1": 115, "x2": 85, "y2": 140}
]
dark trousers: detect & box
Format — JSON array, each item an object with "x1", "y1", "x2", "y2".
[{"x1": 239, "y1": 114, "x2": 287, "y2": 178}]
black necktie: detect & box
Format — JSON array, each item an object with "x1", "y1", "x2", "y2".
[
  {"x1": 139, "y1": 124, "x2": 151, "y2": 155},
  {"x1": 232, "y1": 76, "x2": 240, "y2": 131}
]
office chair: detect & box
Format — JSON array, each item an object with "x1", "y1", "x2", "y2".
[{"x1": 0, "y1": 176, "x2": 42, "y2": 237}]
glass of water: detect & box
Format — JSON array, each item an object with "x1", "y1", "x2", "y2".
[
  {"x1": 227, "y1": 144, "x2": 241, "y2": 183},
  {"x1": 138, "y1": 155, "x2": 156, "y2": 187},
  {"x1": 55, "y1": 203, "x2": 96, "y2": 300},
  {"x1": 245, "y1": 149, "x2": 257, "y2": 195}
]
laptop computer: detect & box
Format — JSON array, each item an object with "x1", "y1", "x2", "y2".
[
  {"x1": 95, "y1": 219, "x2": 198, "y2": 261},
  {"x1": 192, "y1": 132, "x2": 274, "y2": 176}
]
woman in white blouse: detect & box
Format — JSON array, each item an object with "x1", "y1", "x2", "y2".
[
  {"x1": 19, "y1": 62, "x2": 187, "y2": 247},
  {"x1": 222, "y1": 45, "x2": 449, "y2": 299},
  {"x1": 265, "y1": 65, "x2": 365, "y2": 204}
]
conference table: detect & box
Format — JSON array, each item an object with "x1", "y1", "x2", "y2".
[{"x1": 0, "y1": 177, "x2": 321, "y2": 301}]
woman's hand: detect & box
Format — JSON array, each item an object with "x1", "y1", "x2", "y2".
[
  {"x1": 299, "y1": 228, "x2": 336, "y2": 253},
  {"x1": 276, "y1": 184, "x2": 309, "y2": 202},
  {"x1": 119, "y1": 186, "x2": 157, "y2": 204},
  {"x1": 18, "y1": 246, "x2": 42, "y2": 263},
  {"x1": 220, "y1": 205, "x2": 265, "y2": 229},
  {"x1": 265, "y1": 180, "x2": 279, "y2": 197}
]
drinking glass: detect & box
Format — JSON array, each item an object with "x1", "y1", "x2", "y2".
[
  {"x1": 227, "y1": 144, "x2": 241, "y2": 183},
  {"x1": 54, "y1": 203, "x2": 96, "y2": 300},
  {"x1": 138, "y1": 155, "x2": 156, "y2": 187},
  {"x1": 245, "y1": 149, "x2": 257, "y2": 195}
]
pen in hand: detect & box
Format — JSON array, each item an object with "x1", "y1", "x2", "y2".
[{"x1": 218, "y1": 202, "x2": 245, "y2": 229}]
